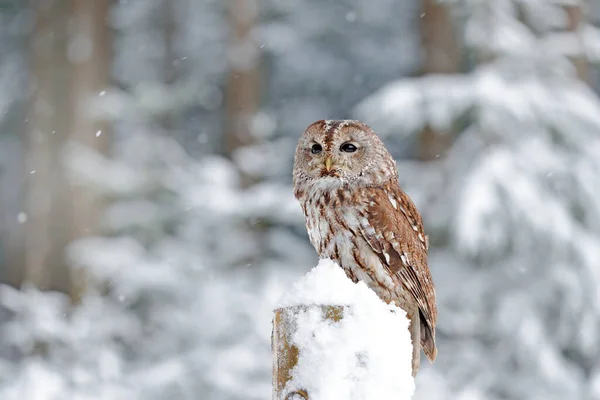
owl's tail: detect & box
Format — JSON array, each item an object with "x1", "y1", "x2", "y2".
[
  {"x1": 408, "y1": 312, "x2": 421, "y2": 377},
  {"x1": 420, "y1": 314, "x2": 437, "y2": 362}
]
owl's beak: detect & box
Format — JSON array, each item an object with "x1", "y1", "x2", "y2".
[{"x1": 324, "y1": 157, "x2": 333, "y2": 172}]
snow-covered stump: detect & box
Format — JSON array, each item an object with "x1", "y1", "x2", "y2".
[{"x1": 272, "y1": 259, "x2": 415, "y2": 400}]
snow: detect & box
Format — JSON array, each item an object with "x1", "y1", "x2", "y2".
[
  {"x1": 0, "y1": 1, "x2": 599, "y2": 400},
  {"x1": 351, "y1": 2, "x2": 600, "y2": 399},
  {"x1": 277, "y1": 259, "x2": 415, "y2": 400}
]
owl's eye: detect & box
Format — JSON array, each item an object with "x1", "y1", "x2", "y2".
[
  {"x1": 340, "y1": 142, "x2": 357, "y2": 153},
  {"x1": 311, "y1": 144, "x2": 322, "y2": 154}
]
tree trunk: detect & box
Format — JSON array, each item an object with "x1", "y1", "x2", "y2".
[
  {"x1": 67, "y1": 0, "x2": 112, "y2": 302},
  {"x1": 224, "y1": 0, "x2": 260, "y2": 167},
  {"x1": 223, "y1": 0, "x2": 264, "y2": 264},
  {"x1": 0, "y1": 5, "x2": 28, "y2": 286},
  {"x1": 418, "y1": 0, "x2": 461, "y2": 161},
  {"x1": 564, "y1": 3, "x2": 588, "y2": 81},
  {"x1": 272, "y1": 304, "x2": 413, "y2": 399},
  {"x1": 0, "y1": 135, "x2": 26, "y2": 288},
  {"x1": 161, "y1": 0, "x2": 177, "y2": 131},
  {"x1": 22, "y1": 0, "x2": 112, "y2": 298},
  {"x1": 272, "y1": 305, "x2": 345, "y2": 400},
  {"x1": 420, "y1": 0, "x2": 462, "y2": 75},
  {"x1": 23, "y1": 0, "x2": 73, "y2": 293}
]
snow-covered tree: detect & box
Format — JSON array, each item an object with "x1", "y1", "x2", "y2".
[
  {"x1": 356, "y1": 1, "x2": 600, "y2": 399},
  {"x1": 0, "y1": 123, "x2": 313, "y2": 399},
  {"x1": 1, "y1": 1, "x2": 305, "y2": 398}
]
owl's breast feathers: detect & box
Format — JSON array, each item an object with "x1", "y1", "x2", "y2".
[{"x1": 297, "y1": 180, "x2": 437, "y2": 362}]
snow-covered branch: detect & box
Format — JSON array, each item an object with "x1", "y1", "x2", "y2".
[{"x1": 272, "y1": 259, "x2": 414, "y2": 400}]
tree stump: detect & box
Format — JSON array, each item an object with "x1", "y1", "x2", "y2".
[{"x1": 272, "y1": 305, "x2": 345, "y2": 400}]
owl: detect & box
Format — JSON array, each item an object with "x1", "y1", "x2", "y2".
[{"x1": 293, "y1": 119, "x2": 437, "y2": 376}]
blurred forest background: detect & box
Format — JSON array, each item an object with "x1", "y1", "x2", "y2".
[{"x1": 1, "y1": 0, "x2": 600, "y2": 399}]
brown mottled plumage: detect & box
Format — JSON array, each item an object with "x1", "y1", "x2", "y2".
[{"x1": 293, "y1": 119, "x2": 437, "y2": 376}]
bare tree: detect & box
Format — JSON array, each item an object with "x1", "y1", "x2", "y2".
[
  {"x1": 224, "y1": 0, "x2": 260, "y2": 169},
  {"x1": 22, "y1": 0, "x2": 112, "y2": 298},
  {"x1": 418, "y1": 0, "x2": 462, "y2": 161},
  {"x1": 0, "y1": 4, "x2": 28, "y2": 288},
  {"x1": 24, "y1": 0, "x2": 73, "y2": 293},
  {"x1": 67, "y1": 0, "x2": 112, "y2": 302}
]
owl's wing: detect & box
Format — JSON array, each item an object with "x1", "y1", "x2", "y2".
[{"x1": 356, "y1": 184, "x2": 437, "y2": 357}]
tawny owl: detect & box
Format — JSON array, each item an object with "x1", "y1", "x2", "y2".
[{"x1": 293, "y1": 119, "x2": 437, "y2": 376}]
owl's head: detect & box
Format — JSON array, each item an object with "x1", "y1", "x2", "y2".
[{"x1": 293, "y1": 119, "x2": 398, "y2": 190}]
